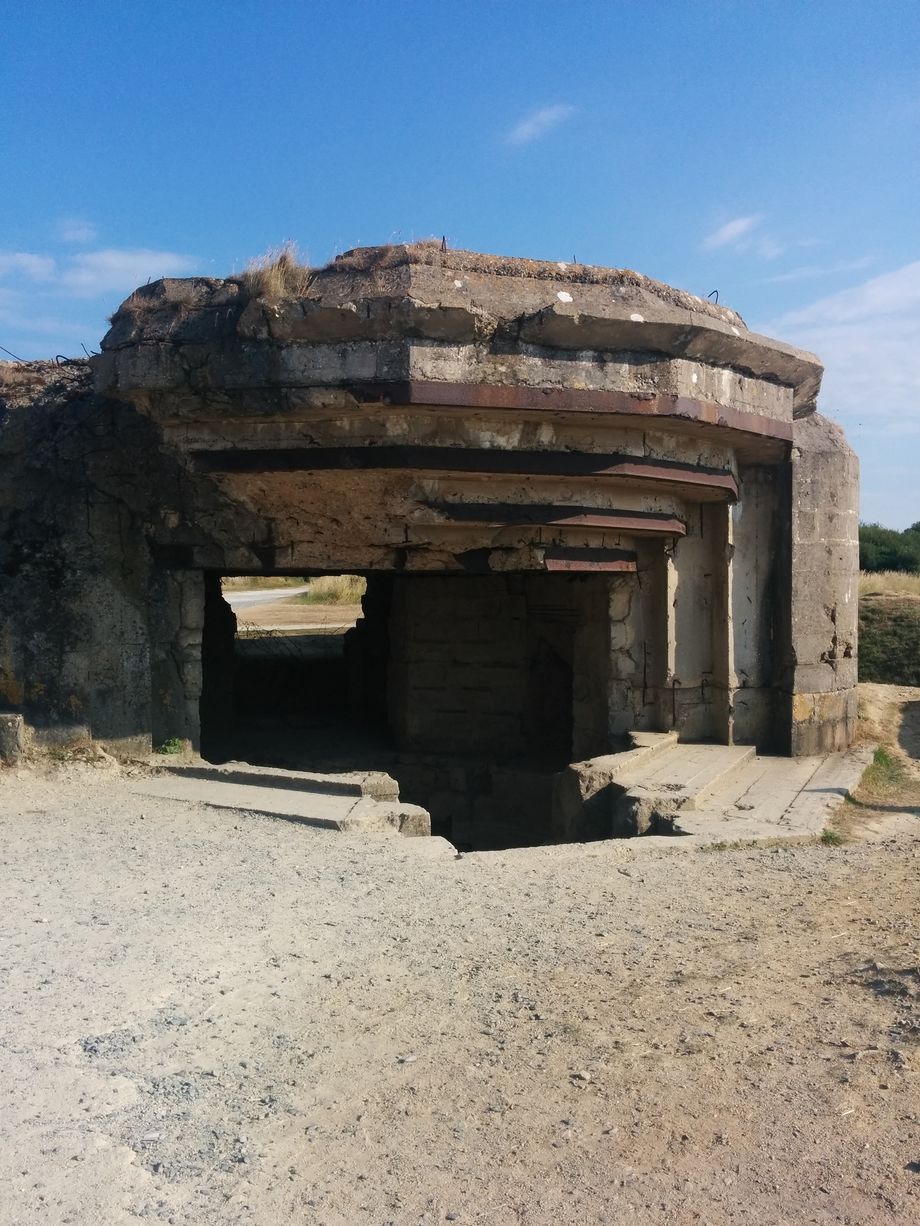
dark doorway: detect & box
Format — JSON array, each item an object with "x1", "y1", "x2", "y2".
[
  {"x1": 200, "y1": 572, "x2": 385, "y2": 769},
  {"x1": 198, "y1": 570, "x2": 610, "y2": 849}
]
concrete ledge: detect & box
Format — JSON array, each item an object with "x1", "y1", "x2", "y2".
[
  {"x1": 778, "y1": 744, "x2": 875, "y2": 835},
  {"x1": 129, "y1": 762, "x2": 431, "y2": 839},
  {"x1": 668, "y1": 744, "x2": 875, "y2": 846}
]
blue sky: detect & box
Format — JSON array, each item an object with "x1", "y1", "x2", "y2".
[{"x1": 2, "y1": 0, "x2": 918, "y2": 527}]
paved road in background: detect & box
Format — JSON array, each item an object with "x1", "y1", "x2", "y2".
[{"x1": 224, "y1": 585, "x2": 309, "y2": 609}]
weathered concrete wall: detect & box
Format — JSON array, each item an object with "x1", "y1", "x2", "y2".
[
  {"x1": 388, "y1": 575, "x2": 532, "y2": 756},
  {"x1": 0, "y1": 362, "x2": 271, "y2": 754},
  {"x1": 730, "y1": 465, "x2": 787, "y2": 748},
  {"x1": 786, "y1": 414, "x2": 859, "y2": 754},
  {"x1": 386, "y1": 573, "x2": 612, "y2": 761},
  {"x1": 0, "y1": 363, "x2": 153, "y2": 753},
  {"x1": 660, "y1": 505, "x2": 729, "y2": 741}
]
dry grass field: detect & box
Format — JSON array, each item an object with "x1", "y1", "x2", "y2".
[{"x1": 860, "y1": 570, "x2": 920, "y2": 597}]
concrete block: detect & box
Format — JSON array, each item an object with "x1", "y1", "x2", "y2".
[
  {"x1": 340, "y1": 799, "x2": 432, "y2": 837},
  {"x1": 0, "y1": 713, "x2": 25, "y2": 763}
]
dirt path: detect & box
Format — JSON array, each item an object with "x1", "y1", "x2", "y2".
[
  {"x1": 1, "y1": 694, "x2": 919, "y2": 1224},
  {"x1": 235, "y1": 599, "x2": 361, "y2": 631}
]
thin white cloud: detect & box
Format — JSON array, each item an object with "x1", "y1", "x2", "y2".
[
  {"x1": 56, "y1": 217, "x2": 98, "y2": 244},
  {"x1": 506, "y1": 104, "x2": 576, "y2": 146},
  {"x1": 756, "y1": 237, "x2": 785, "y2": 261},
  {"x1": 0, "y1": 245, "x2": 198, "y2": 358},
  {"x1": 762, "y1": 256, "x2": 874, "y2": 285},
  {"x1": 0, "y1": 246, "x2": 195, "y2": 296},
  {"x1": 59, "y1": 248, "x2": 196, "y2": 296},
  {"x1": 0, "y1": 252, "x2": 56, "y2": 280},
  {"x1": 702, "y1": 214, "x2": 763, "y2": 251},
  {"x1": 765, "y1": 260, "x2": 920, "y2": 526},
  {"x1": 764, "y1": 260, "x2": 920, "y2": 433},
  {"x1": 774, "y1": 260, "x2": 920, "y2": 327}
]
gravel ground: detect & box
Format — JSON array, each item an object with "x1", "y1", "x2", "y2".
[{"x1": 1, "y1": 752, "x2": 919, "y2": 1226}]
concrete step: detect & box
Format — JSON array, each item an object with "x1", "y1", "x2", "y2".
[
  {"x1": 613, "y1": 743, "x2": 756, "y2": 835},
  {"x1": 129, "y1": 761, "x2": 431, "y2": 836},
  {"x1": 618, "y1": 743, "x2": 757, "y2": 806},
  {"x1": 551, "y1": 731, "x2": 678, "y2": 841},
  {"x1": 160, "y1": 760, "x2": 399, "y2": 799},
  {"x1": 691, "y1": 754, "x2": 821, "y2": 823},
  {"x1": 659, "y1": 745, "x2": 874, "y2": 844},
  {"x1": 621, "y1": 730, "x2": 682, "y2": 771}
]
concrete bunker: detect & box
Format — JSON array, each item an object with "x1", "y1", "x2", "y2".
[{"x1": 0, "y1": 244, "x2": 860, "y2": 846}]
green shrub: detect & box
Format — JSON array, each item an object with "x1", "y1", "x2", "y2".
[
  {"x1": 858, "y1": 595, "x2": 920, "y2": 685},
  {"x1": 859, "y1": 522, "x2": 920, "y2": 573},
  {"x1": 156, "y1": 737, "x2": 184, "y2": 755}
]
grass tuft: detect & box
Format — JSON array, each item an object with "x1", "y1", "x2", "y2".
[
  {"x1": 860, "y1": 746, "x2": 908, "y2": 796},
  {"x1": 820, "y1": 828, "x2": 845, "y2": 846},
  {"x1": 238, "y1": 242, "x2": 312, "y2": 300},
  {"x1": 299, "y1": 575, "x2": 367, "y2": 605}
]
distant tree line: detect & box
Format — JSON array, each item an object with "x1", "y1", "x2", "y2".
[{"x1": 859, "y1": 522, "x2": 920, "y2": 572}]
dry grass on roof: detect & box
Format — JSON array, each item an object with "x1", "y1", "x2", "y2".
[{"x1": 238, "y1": 242, "x2": 313, "y2": 300}]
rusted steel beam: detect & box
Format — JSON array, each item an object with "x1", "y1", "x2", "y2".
[
  {"x1": 193, "y1": 445, "x2": 739, "y2": 499},
  {"x1": 543, "y1": 546, "x2": 638, "y2": 572},
  {"x1": 348, "y1": 380, "x2": 793, "y2": 445},
  {"x1": 420, "y1": 502, "x2": 687, "y2": 536}
]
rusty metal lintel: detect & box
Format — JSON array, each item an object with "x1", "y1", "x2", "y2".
[
  {"x1": 543, "y1": 546, "x2": 638, "y2": 573},
  {"x1": 348, "y1": 380, "x2": 793, "y2": 445},
  {"x1": 193, "y1": 445, "x2": 739, "y2": 499},
  {"x1": 421, "y1": 503, "x2": 687, "y2": 536}
]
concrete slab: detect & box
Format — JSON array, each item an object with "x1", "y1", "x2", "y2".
[
  {"x1": 129, "y1": 761, "x2": 432, "y2": 837},
  {"x1": 621, "y1": 743, "x2": 755, "y2": 798},
  {"x1": 131, "y1": 773, "x2": 361, "y2": 829},
  {"x1": 668, "y1": 745, "x2": 875, "y2": 845},
  {"x1": 606, "y1": 740, "x2": 872, "y2": 845},
  {"x1": 778, "y1": 744, "x2": 876, "y2": 835},
  {"x1": 698, "y1": 754, "x2": 822, "y2": 824}
]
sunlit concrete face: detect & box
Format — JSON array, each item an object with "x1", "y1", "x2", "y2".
[{"x1": 0, "y1": 244, "x2": 858, "y2": 783}]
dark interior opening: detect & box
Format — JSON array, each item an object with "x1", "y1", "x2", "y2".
[
  {"x1": 200, "y1": 571, "x2": 383, "y2": 766},
  {"x1": 199, "y1": 570, "x2": 607, "y2": 850}
]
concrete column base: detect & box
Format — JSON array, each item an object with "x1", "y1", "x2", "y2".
[{"x1": 0, "y1": 714, "x2": 25, "y2": 763}]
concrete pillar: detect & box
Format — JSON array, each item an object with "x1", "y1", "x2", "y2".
[
  {"x1": 666, "y1": 505, "x2": 728, "y2": 741},
  {"x1": 730, "y1": 465, "x2": 787, "y2": 749},
  {"x1": 606, "y1": 573, "x2": 645, "y2": 740},
  {"x1": 148, "y1": 569, "x2": 206, "y2": 750},
  {"x1": 786, "y1": 414, "x2": 859, "y2": 754},
  {"x1": 198, "y1": 573, "x2": 237, "y2": 756},
  {"x1": 706, "y1": 502, "x2": 734, "y2": 745},
  {"x1": 570, "y1": 577, "x2": 611, "y2": 758}
]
